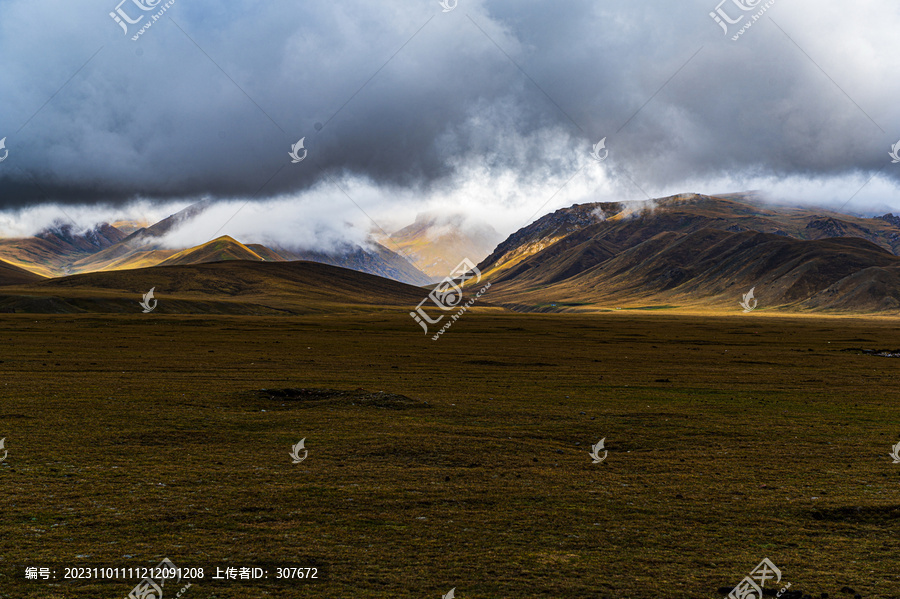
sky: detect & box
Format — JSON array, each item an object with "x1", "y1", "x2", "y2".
[{"x1": 1, "y1": 0, "x2": 899, "y2": 249}]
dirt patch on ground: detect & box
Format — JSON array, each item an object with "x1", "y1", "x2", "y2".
[
  {"x1": 248, "y1": 387, "x2": 428, "y2": 409},
  {"x1": 806, "y1": 504, "x2": 900, "y2": 524}
]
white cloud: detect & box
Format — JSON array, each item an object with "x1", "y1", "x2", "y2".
[{"x1": 1, "y1": 0, "x2": 899, "y2": 244}]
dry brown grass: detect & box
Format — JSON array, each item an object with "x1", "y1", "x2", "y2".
[{"x1": 1, "y1": 311, "x2": 899, "y2": 598}]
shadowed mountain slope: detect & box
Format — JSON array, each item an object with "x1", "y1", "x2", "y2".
[
  {"x1": 0, "y1": 259, "x2": 45, "y2": 286},
  {"x1": 0, "y1": 260, "x2": 431, "y2": 314},
  {"x1": 273, "y1": 243, "x2": 433, "y2": 287},
  {"x1": 477, "y1": 194, "x2": 900, "y2": 283},
  {"x1": 479, "y1": 194, "x2": 900, "y2": 314}
]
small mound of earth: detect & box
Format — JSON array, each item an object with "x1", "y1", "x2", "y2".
[
  {"x1": 841, "y1": 348, "x2": 900, "y2": 358},
  {"x1": 252, "y1": 387, "x2": 427, "y2": 409}
]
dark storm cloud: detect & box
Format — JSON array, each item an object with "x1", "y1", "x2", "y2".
[{"x1": 0, "y1": 0, "x2": 898, "y2": 208}]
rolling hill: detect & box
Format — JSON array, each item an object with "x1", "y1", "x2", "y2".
[
  {"x1": 476, "y1": 194, "x2": 900, "y2": 314},
  {"x1": 0, "y1": 259, "x2": 431, "y2": 314},
  {"x1": 157, "y1": 236, "x2": 266, "y2": 266},
  {"x1": 0, "y1": 258, "x2": 45, "y2": 287}
]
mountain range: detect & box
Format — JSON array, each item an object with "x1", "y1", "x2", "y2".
[
  {"x1": 0, "y1": 201, "x2": 435, "y2": 286},
  {"x1": 476, "y1": 193, "x2": 900, "y2": 313},
  {"x1": 379, "y1": 212, "x2": 500, "y2": 279},
  {"x1": 2, "y1": 192, "x2": 900, "y2": 314}
]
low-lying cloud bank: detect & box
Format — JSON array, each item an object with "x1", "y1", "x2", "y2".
[{"x1": 0, "y1": 0, "x2": 898, "y2": 248}]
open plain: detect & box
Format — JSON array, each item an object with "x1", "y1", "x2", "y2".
[{"x1": 2, "y1": 311, "x2": 898, "y2": 598}]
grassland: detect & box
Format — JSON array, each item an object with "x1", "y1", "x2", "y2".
[{"x1": 1, "y1": 311, "x2": 899, "y2": 598}]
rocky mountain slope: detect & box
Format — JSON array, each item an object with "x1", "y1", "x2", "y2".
[{"x1": 477, "y1": 194, "x2": 900, "y2": 313}]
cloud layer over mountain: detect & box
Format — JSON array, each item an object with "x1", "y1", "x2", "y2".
[{"x1": 1, "y1": 0, "x2": 899, "y2": 241}]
